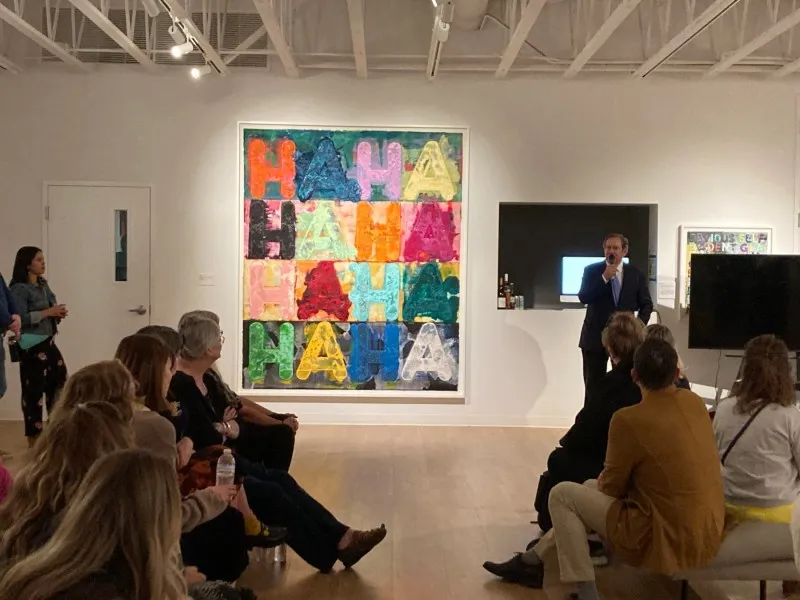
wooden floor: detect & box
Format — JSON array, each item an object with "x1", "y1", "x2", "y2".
[{"x1": 0, "y1": 422, "x2": 790, "y2": 600}]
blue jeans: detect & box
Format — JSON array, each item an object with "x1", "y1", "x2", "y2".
[{"x1": 0, "y1": 341, "x2": 6, "y2": 399}]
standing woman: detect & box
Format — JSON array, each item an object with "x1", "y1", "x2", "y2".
[{"x1": 9, "y1": 247, "x2": 68, "y2": 444}]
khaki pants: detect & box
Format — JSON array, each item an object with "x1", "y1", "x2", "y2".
[{"x1": 526, "y1": 479, "x2": 615, "y2": 583}]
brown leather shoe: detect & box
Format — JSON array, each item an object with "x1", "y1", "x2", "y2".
[{"x1": 338, "y1": 525, "x2": 387, "y2": 569}]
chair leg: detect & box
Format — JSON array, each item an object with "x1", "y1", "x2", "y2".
[
  {"x1": 680, "y1": 580, "x2": 689, "y2": 600},
  {"x1": 759, "y1": 580, "x2": 766, "y2": 600}
]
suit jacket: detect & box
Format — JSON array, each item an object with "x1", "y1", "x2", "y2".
[
  {"x1": 599, "y1": 387, "x2": 725, "y2": 575},
  {"x1": 578, "y1": 261, "x2": 653, "y2": 351},
  {"x1": 559, "y1": 359, "x2": 642, "y2": 471}
]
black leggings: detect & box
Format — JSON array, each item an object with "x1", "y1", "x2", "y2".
[
  {"x1": 233, "y1": 421, "x2": 295, "y2": 471},
  {"x1": 181, "y1": 507, "x2": 249, "y2": 582},
  {"x1": 241, "y1": 467, "x2": 348, "y2": 572},
  {"x1": 19, "y1": 339, "x2": 67, "y2": 438}
]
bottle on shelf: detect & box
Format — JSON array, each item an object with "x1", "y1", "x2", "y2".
[
  {"x1": 509, "y1": 283, "x2": 516, "y2": 309},
  {"x1": 503, "y1": 274, "x2": 512, "y2": 309},
  {"x1": 497, "y1": 276, "x2": 506, "y2": 309}
]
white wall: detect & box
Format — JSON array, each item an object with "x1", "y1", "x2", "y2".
[{"x1": 0, "y1": 71, "x2": 797, "y2": 425}]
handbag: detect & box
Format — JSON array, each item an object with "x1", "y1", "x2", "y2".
[{"x1": 720, "y1": 404, "x2": 767, "y2": 466}]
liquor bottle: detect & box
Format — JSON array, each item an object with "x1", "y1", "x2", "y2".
[
  {"x1": 497, "y1": 277, "x2": 506, "y2": 309},
  {"x1": 503, "y1": 274, "x2": 512, "y2": 309},
  {"x1": 509, "y1": 283, "x2": 516, "y2": 309}
]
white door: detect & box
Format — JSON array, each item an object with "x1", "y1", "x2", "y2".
[{"x1": 45, "y1": 184, "x2": 151, "y2": 372}]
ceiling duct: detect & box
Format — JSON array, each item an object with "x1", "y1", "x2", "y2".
[{"x1": 451, "y1": 0, "x2": 489, "y2": 30}]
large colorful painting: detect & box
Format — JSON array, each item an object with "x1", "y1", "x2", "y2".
[
  {"x1": 678, "y1": 226, "x2": 772, "y2": 308},
  {"x1": 238, "y1": 125, "x2": 467, "y2": 397}
]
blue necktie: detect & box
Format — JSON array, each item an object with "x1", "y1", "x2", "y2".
[{"x1": 611, "y1": 275, "x2": 621, "y2": 306}]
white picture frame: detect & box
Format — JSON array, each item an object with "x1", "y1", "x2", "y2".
[
  {"x1": 677, "y1": 226, "x2": 773, "y2": 309},
  {"x1": 235, "y1": 123, "x2": 469, "y2": 402}
]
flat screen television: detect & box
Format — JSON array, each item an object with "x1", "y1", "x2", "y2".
[
  {"x1": 689, "y1": 254, "x2": 800, "y2": 350},
  {"x1": 560, "y1": 256, "x2": 630, "y2": 303}
]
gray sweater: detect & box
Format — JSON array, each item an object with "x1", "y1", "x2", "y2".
[{"x1": 713, "y1": 397, "x2": 800, "y2": 508}]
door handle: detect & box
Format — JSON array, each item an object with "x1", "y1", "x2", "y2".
[{"x1": 128, "y1": 305, "x2": 147, "y2": 316}]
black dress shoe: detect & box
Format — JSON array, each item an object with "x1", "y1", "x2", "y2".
[{"x1": 482, "y1": 553, "x2": 544, "y2": 589}]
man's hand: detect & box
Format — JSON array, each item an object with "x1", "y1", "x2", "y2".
[
  {"x1": 223, "y1": 406, "x2": 238, "y2": 422},
  {"x1": 209, "y1": 484, "x2": 238, "y2": 504},
  {"x1": 283, "y1": 416, "x2": 300, "y2": 432},
  {"x1": 602, "y1": 262, "x2": 618, "y2": 281}
]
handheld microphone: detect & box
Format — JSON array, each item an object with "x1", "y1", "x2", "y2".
[{"x1": 607, "y1": 254, "x2": 616, "y2": 265}]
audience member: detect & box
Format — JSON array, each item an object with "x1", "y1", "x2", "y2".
[
  {"x1": 178, "y1": 310, "x2": 298, "y2": 470},
  {"x1": 115, "y1": 333, "x2": 281, "y2": 581},
  {"x1": 0, "y1": 449, "x2": 188, "y2": 600},
  {"x1": 645, "y1": 323, "x2": 690, "y2": 389},
  {"x1": 533, "y1": 312, "x2": 644, "y2": 535},
  {"x1": 0, "y1": 373, "x2": 134, "y2": 565},
  {"x1": 715, "y1": 334, "x2": 799, "y2": 527},
  {"x1": 0, "y1": 270, "x2": 20, "y2": 400},
  {"x1": 484, "y1": 339, "x2": 725, "y2": 598},
  {"x1": 9, "y1": 246, "x2": 68, "y2": 444},
  {"x1": 170, "y1": 315, "x2": 387, "y2": 572}
]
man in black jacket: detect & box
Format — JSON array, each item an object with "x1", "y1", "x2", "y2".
[{"x1": 578, "y1": 233, "x2": 652, "y2": 404}]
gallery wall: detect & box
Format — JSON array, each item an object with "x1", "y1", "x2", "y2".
[{"x1": 0, "y1": 72, "x2": 797, "y2": 424}]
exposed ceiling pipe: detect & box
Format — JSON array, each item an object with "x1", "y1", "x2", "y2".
[{"x1": 451, "y1": 0, "x2": 490, "y2": 30}]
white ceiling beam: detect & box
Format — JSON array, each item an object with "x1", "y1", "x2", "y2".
[
  {"x1": 0, "y1": 53, "x2": 22, "y2": 72},
  {"x1": 0, "y1": 2, "x2": 89, "y2": 70},
  {"x1": 223, "y1": 23, "x2": 265, "y2": 65},
  {"x1": 631, "y1": 0, "x2": 742, "y2": 78},
  {"x1": 346, "y1": 0, "x2": 367, "y2": 78},
  {"x1": 565, "y1": 0, "x2": 642, "y2": 78},
  {"x1": 159, "y1": 0, "x2": 228, "y2": 74},
  {"x1": 771, "y1": 54, "x2": 800, "y2": 77},
  {"x1": 252, "y1": 0, "x2": 299, "y2": 78},
  {"x1": 66, "y1": 0, "x2": 159, "y2": 73},
  {"x1": 705, "y1": 6, "x2": 800, "y2": 77},
  {"x1": 495, "y1": 0, "x2": 547, "y2": 77}
]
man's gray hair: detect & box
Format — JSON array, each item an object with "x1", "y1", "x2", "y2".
[
  {"x1": 178, "y1": 315, "x2": 220, "y2": 360},
  {"x1": 178, "y1": 310, "x2": 220, "y2": 330}
]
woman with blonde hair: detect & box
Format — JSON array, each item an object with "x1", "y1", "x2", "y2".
[
  {"x1": 0, "y1": 448, "x2": 187, "y2": 600},
  {"x1": 645, "y1": 323, "x2": 690, "y2": 389},
  {"x1": 0, "y1": 377, "x2": 134, "y2": 564}
]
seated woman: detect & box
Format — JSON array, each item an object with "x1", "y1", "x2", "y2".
[
  {"x1": 712, "y1": 335, "x2": 799, "y2": 555},
  {"x1": 533, "y1": 312, "x2": 645, "y2": 534},
  {"x1": 645, "y1": 323, "x2": 690, "y2": 389},
  {"x1": 484, "y1": 340, "x2": 725, "y2": 597},
  {"x1": 115, "y1": 333, "x2": 284, "y2": 581},
  {"x1": 170, "y1": 314, "x2": 387, "y2": 573},
  {"x1": 178, "y1": 310, "x2": 298, "y2": 471},
  {"x1": 0, "y1": 363, "x2": 135, "y2": 565},
  {"x1": 0, "y1": 448, "x2": 188, "y2": 600}
]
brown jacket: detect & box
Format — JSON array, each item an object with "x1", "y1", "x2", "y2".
[
  {"x1": 599, "y1": 386, "x2": 725, "y2": 574},
  {"x1": 133, "y1": 410, "x2": 227, "y2": 533}
]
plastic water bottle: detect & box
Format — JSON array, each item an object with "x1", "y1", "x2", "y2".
[{"x1": 216, "y1": 449, "x2": 236, "y2": 486}]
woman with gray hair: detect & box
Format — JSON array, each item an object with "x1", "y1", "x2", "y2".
[
  {"x1": 173, "y1": 312, "x2": 296, "y2": 470},
  {"x1": 169, "y1": 312, "x2": 387, "y2": 573}
]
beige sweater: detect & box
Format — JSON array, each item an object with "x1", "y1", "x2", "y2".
[{"x1": 132, "y1": 410, "x2": 227, "y2": 533}]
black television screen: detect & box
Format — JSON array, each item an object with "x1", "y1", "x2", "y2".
[{"x1": 689, "y1": 254, "x2": 800, "y2": 350}]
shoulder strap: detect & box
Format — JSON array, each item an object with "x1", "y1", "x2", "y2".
[{"x1": 721, "y1": 404, "x2": 767, "y2": 466}]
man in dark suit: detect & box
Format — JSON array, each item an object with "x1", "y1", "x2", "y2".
[{"x1": 578, "y1": 233, "x2": 652, "y2": 403}]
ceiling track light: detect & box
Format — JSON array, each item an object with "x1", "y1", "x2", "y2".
[
  {"x1": 171, "y1": 40, "x2": 194, "y2": 59},
  {"x1": 190, "y1": 65, "x2": 212, "y2": 79},
  {"x1": 168, "y1": 24, "x2": 184, "y2": 45}
]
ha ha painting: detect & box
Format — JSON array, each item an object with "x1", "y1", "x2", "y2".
[{"x1": 237, "y1": 124, "x2": 468, "y2": 399}]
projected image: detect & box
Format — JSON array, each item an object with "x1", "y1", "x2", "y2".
[{"x1": 561, "y1": 256, "x2": 629, "y2": 299}]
